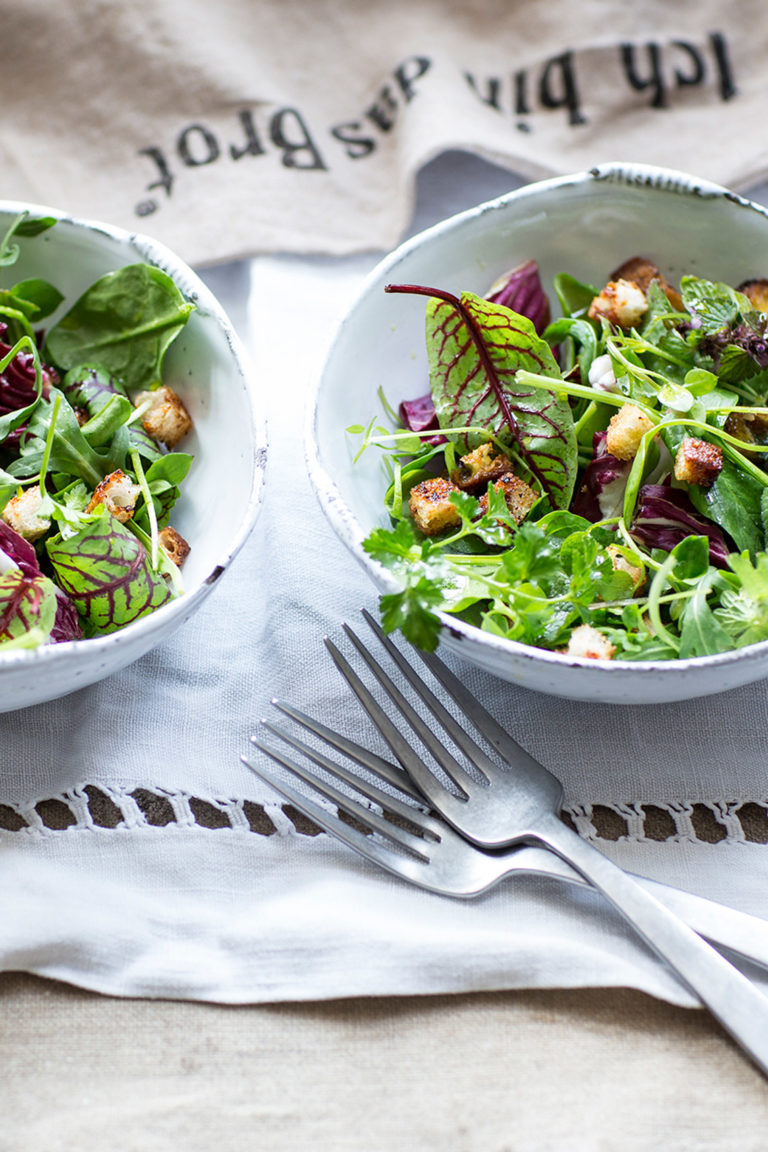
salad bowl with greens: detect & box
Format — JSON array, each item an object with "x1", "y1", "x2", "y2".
[
  {"x1": 308, "y1": 164, "x2": 768, "y2": 704},
  {"x1": 0, "y1": 201, "x2": 265, "y2": 711}
]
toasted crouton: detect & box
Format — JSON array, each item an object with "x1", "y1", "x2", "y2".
[
  {"x1": 606, "y1": 545, "x2": 645, "y2": 593},
  {"x1": 673, "y1": 437, "x2": 723, "y2": 487},
  {"x1": 159, "y1": 525, "x2": 190, "y2": 567},
  {"x1": 450, "y1": 443, "x2": 510, "y2": 491},
  {"x1": 588, "y1": 279, "x2": 648, "y2": 329},
  {"x1": 477, "y1": 473, "x2": 538, "y2": 525},
  {"x1": 738, "y1": 278, "x2": 768, "y2": 312},
  {"x1": 87, "y1": 470, "x2": 141, "y2": 522},
  {"x1": 611, "y1": 256, "x2": 684, "y2": 311},
  {"x1": 605, "y1": 404, "x2": 655, "y2": 461},
  {"x1": 724, "y1": 410, "x2": 768, "y2": 450},
  {"x1": 135, "y1": 386, "x2": 192, "y2": 448},
  {"x1": 562, "y1": 624, "x2": 616, "y2": 661},
  {"x1": 408, "y1": 477, "x2": 462, "y2": 536},
  {"x1": 2, "y1": 487, "x2": 50, "y2": 541}
]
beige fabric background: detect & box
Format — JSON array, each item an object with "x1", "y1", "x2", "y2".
[
  {"x1": 4, "y1": 973, "x2": 768, "y2": 1150},
  {"x1": 3, "y1": 0, "x2": 767, "y2": 265}
]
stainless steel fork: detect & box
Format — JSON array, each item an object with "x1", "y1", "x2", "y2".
[
  {"x1": 253, "y1": 610, "x2": 768, "y2": 1078},
  {"x1": 244, "y1": 698, "x2": 768, "y2": 974}
]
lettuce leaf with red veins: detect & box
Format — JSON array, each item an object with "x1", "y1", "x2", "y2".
[
  {"x1": 416, "y1": 288, "x2": 577, "y2": 509},
  {"x1": 46, "y1": 511, "x2": 173, "y2": 634},
  {"x1": 0, "y1": 569, "x2": 58, "y2": 646},
  {"x1": 0, "y1": 521, "x2": 83, "y2": 643}
]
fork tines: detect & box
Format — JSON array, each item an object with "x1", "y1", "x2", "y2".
[
  {"x1": 245, "y1": 694, "x2": 448, "y2": 875},
  {"x1": 324, "y1": 610, "x2": 507, "y2": 801}
]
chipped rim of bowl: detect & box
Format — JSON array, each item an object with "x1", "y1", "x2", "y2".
[
  {"x1": 306, "y1": 160, "x2": 768, "y2": 684},
  {"x1": 0, "y1": 198, "x2": 267, "y2": 669}
]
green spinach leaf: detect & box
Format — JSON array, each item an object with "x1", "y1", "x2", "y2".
[{"x1": 45, "y1": 263, "x2": 194, "y2": 392}]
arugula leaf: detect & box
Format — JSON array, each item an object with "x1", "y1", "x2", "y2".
[
  {"x1": 552, "y1": 272, "x2": 597, "y2": 318},
  {"x1": 0, "y1": 213, "x2": 56, "y2": 269},
  {"x1": 46, "y1": 511, "x2": 173, "y2": 633},
  {"x1": 45, "y1": 263, "x2": 194, "y2": 392},
  {"x1": 678, "y1": 570, "x2": 734, "y2": 657},
  {"x1": 423, "y1": 290, "x2": 577, "y2": 509},
  {"x1": 11, "y1": 388, "x2": 118, "y2": 486},
  {"x1": 688, "y1": 457, "x2": 765, "y2": 556},
  {"x1": 13, "y1": 216, "x2": 57, "y2": 239},
  {"x1": 134, "y1": 452, "x2": 193, "y2": 529}
]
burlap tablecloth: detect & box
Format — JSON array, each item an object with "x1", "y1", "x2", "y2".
[{"x1": 4, "y1": 971, "x2": 768, "y2": 1152}]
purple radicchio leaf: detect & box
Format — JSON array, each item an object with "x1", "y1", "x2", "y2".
[
  {"x1": 398, "y1": 393, "x2": 445, "y2": 445},
  {"x1": 46, "y1": 511, "x2": 173, "y2": 634},
  {"x1": 0, "y1": 568, "x2": 57, "y2": 645},
  {"x1": 0, "y1": 521, "x2": 83, "y2": 642},
  {"x1": 0, "y1": 327, "x2": 53, "y2": 416},
  {"x1": 0, "y1": 324, "x2": 55, "y2": 448},
  {"x1": 386, "y1": 284, "x2": 577, "y2": 509},
  {"x1": 0, "y1": 519, "x2": 42, "y2": 577},
  {"x1": 50, "y1": 586, "x2": 84, "y2": 642},
  {"x1": 571, "y1": 431, "x2": 632, "y2": 522},
  {"x1": 486, "y1": 260, "x2": 551, "y2": 335},
  {"x1": 630, "y1": 483, "x2": 731, "y2": 568}
]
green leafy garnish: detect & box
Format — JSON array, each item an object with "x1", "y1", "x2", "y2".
[{"x1": 45, "y1": 263, "x2": 194, "y2": 391}]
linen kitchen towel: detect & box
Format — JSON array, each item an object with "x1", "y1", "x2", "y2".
[{"x1": 2, "y1": 0, "x2": 766, "y2": 266}]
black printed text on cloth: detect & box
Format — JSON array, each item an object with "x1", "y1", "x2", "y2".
[{"x1": 2, "y1": 0, "x2": 764, "y2": 266}]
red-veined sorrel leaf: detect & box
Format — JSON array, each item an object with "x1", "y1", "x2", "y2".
[
  {"x1": 0, "y1": 569, "x2": 57, "y2": 643},
  {"x1": 386, "y1": 285, "x2": 577, "y2": 509},
  {"x1": 47, "y1": 511, "x2": 173, "y2": 633}
]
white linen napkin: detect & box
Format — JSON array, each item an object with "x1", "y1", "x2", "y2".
[{"x1": 3, "y1": 154, "x2": 768, "y2": 1006}]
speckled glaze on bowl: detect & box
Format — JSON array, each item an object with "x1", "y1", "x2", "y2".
[
  {"x1": 308, "y1": 162, "x2": 768, "y2": 704},
  {"x1": 0, "y1": 201, "x2": 266, "y2": 712}
]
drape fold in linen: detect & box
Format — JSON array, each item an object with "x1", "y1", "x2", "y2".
[{"x1": 2, "y1": 0, "x2": 766, "y2": 265}]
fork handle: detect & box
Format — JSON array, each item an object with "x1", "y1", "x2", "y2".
[{"x1": 538, "y1": 814, "x2": 768, "y2": 1078}]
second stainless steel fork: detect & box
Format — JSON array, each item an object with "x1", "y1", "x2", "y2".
[{"x1": 322, "y1": 610, "x2": 768, "y2": 1079}]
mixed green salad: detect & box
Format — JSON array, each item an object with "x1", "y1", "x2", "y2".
[
  {"x1": 0, "y1": 212, "x2": 195, "y2": 651},
  {"x1": 351, "y1": 255, "x2": 768, "y2": 661}
]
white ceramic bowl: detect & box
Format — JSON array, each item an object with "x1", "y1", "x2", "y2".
[
  {"x1": 0, "y1": 201, "x2": 266, "y2": 712},
  {"x1": 308, "y1": 162, "x2": 768, "y2": 705}
]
